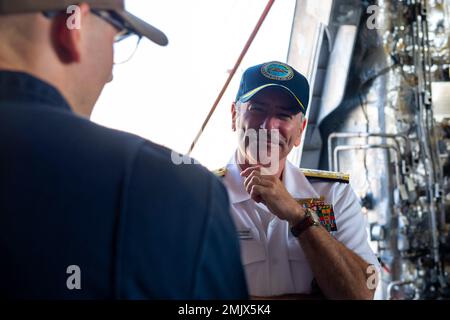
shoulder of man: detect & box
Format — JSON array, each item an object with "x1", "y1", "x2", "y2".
[
  {"x1": 212, "y1": 166, "x2": 349, "y2": 183},
  {"x1": 300, "y1": 168, "x2": 350, "y2": 184},
  {"x1": 212, "y1": 167, "x2": 228, "y2": 178},
  {"x1": 122, "y1": 143, "x2": 248, "y2": 299},
  {"x1": 211, "y1": 166, "x2": 351, "y2": 193},
  {"x1": 130, "y1": 140, "x2": 217, "y2": 194}
]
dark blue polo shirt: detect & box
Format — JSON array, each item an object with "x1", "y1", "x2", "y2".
[{"x1": 0, "y1": 71, "x2": 248, "y2": 299}]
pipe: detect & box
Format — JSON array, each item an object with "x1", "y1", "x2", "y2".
[
  {"x1": 333, "y1": 144, "x2": 402, "y2": 189},
  {"x1": 386, "y1": 280, "x2": 415, "y2": 300},
  {"x1": 412, "y1": 4, "x2": 442, "y2": 282},
  {"x1": 187, "y1": 0, "x2": 276, "y2": 155},
  {"x1": 327, "y1": 132, "x2": 410, "y2": 170}
]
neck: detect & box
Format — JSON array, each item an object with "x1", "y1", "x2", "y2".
[
  {"x1": 236, "y1": 150, "x2": 287, "y2": 179},
  {"x1": 0, "y1": 17, "x2": 87, "y2": 117},
  {"x1": 0, "y1": 48, "x2": 84, "y2": 117}
]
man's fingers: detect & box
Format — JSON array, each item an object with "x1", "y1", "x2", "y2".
[
  {"x1": 244, "y1": 175, "x2": 273, "y2": 194},
  {"x1": 243, "y1": 170, "x2": 261, "y2": 190},
  {"x1": 240, "y1": 166, "x2": 261, "y2": 178},
  {"x1": 241, "y1": 167, "x2": 279, "y2": 205},
  {"x1": 250, "y1": 185, "x2": 266, "y2": 203},
  {"x1": 245, "y1": 175, "x2": 260, "y2": 194}
]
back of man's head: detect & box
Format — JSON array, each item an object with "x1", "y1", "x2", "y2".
[
  {"x1": 1, "y1": 6, "x2": 115, "y2": 116},
  {"x1": 0, "y1": 0, "x2": 167, "y2": 117}
]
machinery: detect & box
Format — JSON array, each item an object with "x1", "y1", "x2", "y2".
[{"x1": 288, "y1": 0, "x2": 450, "y2": 299}]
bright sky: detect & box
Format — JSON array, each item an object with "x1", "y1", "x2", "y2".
[{"x1": 91, "y1": 0, "x2": 296, "y2": 169}]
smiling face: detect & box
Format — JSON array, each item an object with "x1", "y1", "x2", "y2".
[{"x1": 232, "y1": 86, "x2": 307, "y2": 168}]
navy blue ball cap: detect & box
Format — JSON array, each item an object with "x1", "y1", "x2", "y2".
[
  {"x1": 0, "y1": 0, "x2": 168, "y2": 46},
  {"x1": 235, "y1": 61, "x2": 310, "y2": 114}
]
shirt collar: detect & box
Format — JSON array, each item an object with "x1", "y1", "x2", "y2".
[
  {"x1": 224, "y1": 153, "x2": 251, "y2": 204},
  {"x1": 282, "y1": 160, "x2": 321, "y2": 200},
  {"x1": 0, "y1": 71, "x2": 72, "y2": 112},
  {"x1": 224, "y1": 151, "x2": 320, "y2": 204}
]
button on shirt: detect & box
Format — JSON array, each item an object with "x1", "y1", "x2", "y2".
[{"x1": 222, "y1": 152, "x2": 380, "y2": 297}]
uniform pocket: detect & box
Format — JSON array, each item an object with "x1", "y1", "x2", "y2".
[
  {"x1": 240, "y1": 239, "x2": 266, "y2": 265},
  {"x1": 287, "y1": 238, "x2": 313, "y2": 293},
  {"x1": 287, "y1": 238, "x2": 307, "y2": 261}
]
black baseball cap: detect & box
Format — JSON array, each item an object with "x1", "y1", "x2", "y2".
[
  {"x1": 0, "y1": 0, "x2": 168, "y2": 46},
  {"x1": 235, "y1": 61, "x2": 310, "y2": 114}
]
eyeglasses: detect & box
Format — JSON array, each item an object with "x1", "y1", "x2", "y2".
[
  {"x1": 91, "y1": 10, "x2": 142, "y2": 64},
  {"x1": 43, "y1": 9, "x2": 142, "y2": 65}
]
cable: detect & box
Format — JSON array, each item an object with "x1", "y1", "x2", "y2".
[
  {"x1": 358, "y1": 93, "x2": 373, "y2": 195},
  {"x1": 187, "y1": 0, "x2": 276, "y2": 155}
]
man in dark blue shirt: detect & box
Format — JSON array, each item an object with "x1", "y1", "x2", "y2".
[{"x1": 0, "y1": 0, "x2": 248, "y2": 299}]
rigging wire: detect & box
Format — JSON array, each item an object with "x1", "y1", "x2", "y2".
[{"x1": 187, "y1": 0, "x2": 276, "y2": 155}]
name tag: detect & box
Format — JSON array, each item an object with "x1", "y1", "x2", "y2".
[{"x1": 237, "y1": 228, "x2": 253, "y2": 240}]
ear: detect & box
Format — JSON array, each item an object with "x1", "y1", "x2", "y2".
[
  {"x1": 231, "y1": 102, "x2": 237, "y2": 131},
  {"x1": 294, "y1": 116, "x2": 307, "y2": 147},
  {"x1": 301, "y1": 116, "x2": 307, "y2": 130},
  {"x1": 51, "y1": 3, "x2": 91, "y2": 64}
]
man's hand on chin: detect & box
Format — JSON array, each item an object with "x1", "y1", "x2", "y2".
[{"x1": 241, "y1": 165, "x2": 305, "y2": 225}]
